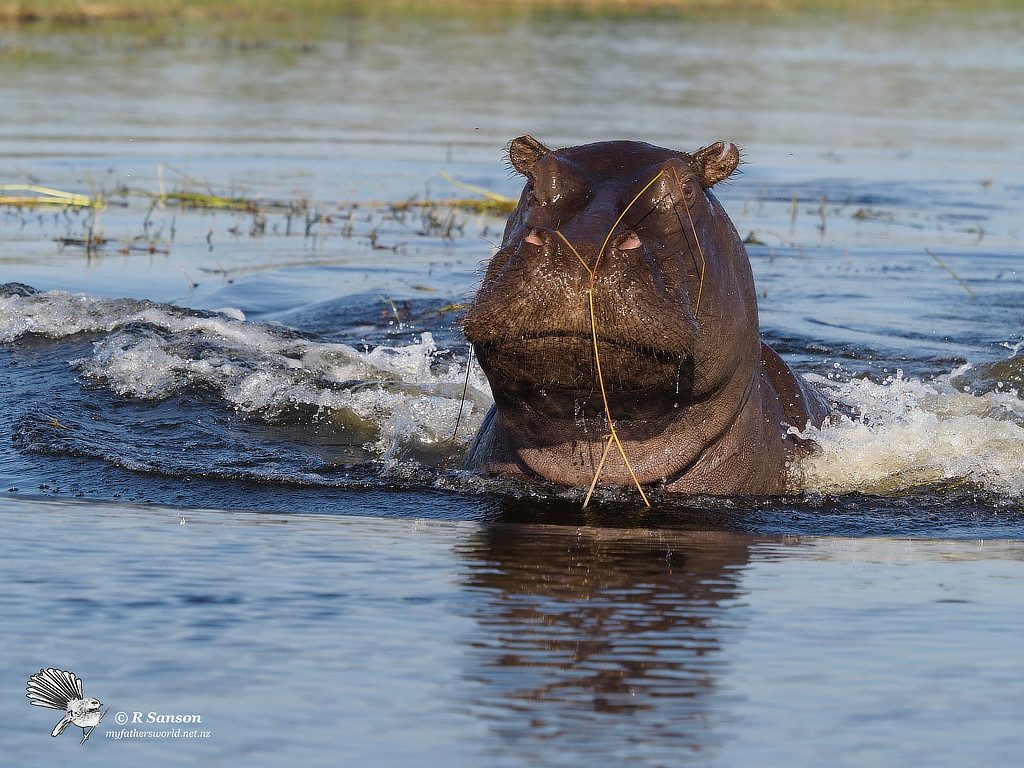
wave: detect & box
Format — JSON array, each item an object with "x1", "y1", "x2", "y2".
[
  {"x1": 1, "y1": 285, "x2": 491, "y2": 467},
  {"x1": 4, "y1": 284, "x2": 1023, "y2": 500},
  {"x1": 796, "y1": 364, "x2": 1024, "y2": 499}
]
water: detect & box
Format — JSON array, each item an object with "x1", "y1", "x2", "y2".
[
  {"x1": 2, "y1": 497, "x2": 1023, "y2": 766},
  {"x1": 3, "y1": 8, "x2": 1024, "y2": 765}
]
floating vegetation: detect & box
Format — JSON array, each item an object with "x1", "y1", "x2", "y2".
[
  {"x1": 1, "y1": 171, "x2": 511, "y2": 215},
  {"x1": 0, "y1": 185, "x2": 102, "y2": 209},
  {"x1": 0, "y1": 169, "x2": 513, "y2": 258},
  {"x1": 150, "y1": 191, "x2": 276, "y2": 212},
  {"x1": 437, "y1": 170, "x2": 517, "y2": 215}
]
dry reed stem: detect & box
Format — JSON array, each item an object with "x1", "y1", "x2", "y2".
[
  {"x1": 551, "y1": 169, "x2": 667, "y2": 507},
  {"x1": 440, "y1": 344, "x2": 475, "y2": 478},
  {"x1": 925, "y1": 247, "x2": 975, "y2": 297},
  {"x1": 671, "y1": 167, "x2": 706, "y2": 318},
  {"x1": 556, "y1": 231, "x2": 650, "y2": 507},
  {"x1": 551, "y1": 166, "x2": 714, "y2": 507},
  {"x1": 582, "y1": 433, "x2": 616, "y2": 507}
]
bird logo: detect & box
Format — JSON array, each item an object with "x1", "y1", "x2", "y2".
[{"x1": 26, "y1": 668, "x2": 108, "y2": 744}]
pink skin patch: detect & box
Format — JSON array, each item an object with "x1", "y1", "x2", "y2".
[{"x1": 617, "y1": 232, "x2": 642, "y2": 250}]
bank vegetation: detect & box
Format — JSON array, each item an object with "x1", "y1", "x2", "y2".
[{"x1": 3, "y1": 0, "x2": 1021, "y2": 26}]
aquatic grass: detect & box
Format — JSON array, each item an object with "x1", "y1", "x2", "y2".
[
  {"x1": 0, "y1": 179, "x2": 284, "y2": 216},
  {"x1": 0, "y1": 171, "x2": 510, "y2": 265},
  {"x1": 0, "y1": 185, "x2": 101, "y2": 209},
  {"x1": 389, "y1": 197, "x2": 516, "y2": 218},
  {"x1": 152, "y1": 191, "x2": 270, "y2": 212},
  {"x1": 438, "y1": 171, "x2": 517, "y2": 215},
  {"x1": 136, "y1": 168, "x2": 511, "y2": 220}
]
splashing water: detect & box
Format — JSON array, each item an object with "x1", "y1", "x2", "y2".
[
  {"x1": 1, "y1": 286, "x2": 491, "y2": 470},
  {"x1": 795, "y1": 367, "x2": 1024, "y2": 499},
  {"x1": 4, "y1": 285, "x2": 1024, "y2": 502}
]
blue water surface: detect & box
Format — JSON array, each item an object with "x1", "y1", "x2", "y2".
[
  {"x1": 3, "y1": 8, "x2": 1024, "y2": 766},
  {"x1": 2, "y1": 497, "x2": 1023, "y2": 766}
]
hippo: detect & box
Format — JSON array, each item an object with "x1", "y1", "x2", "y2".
[{"x1": 462, "y1": 136, "x2": 827, "y2": 498}]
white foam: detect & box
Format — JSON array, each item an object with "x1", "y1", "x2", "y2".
[
  {"x1": 78, "y1": 327, "x2": 491, "y2": 455},
  {"x1": 0, "y1": 289, "x2": 491, "y2": 461},
  {"x1": 0, "y1": 289, "x2": 250, "y2": 344},
  {"x1": 794, "y1": 370, "x2": 1024, "y2": 498}
]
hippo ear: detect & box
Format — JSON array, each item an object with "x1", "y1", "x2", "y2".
[
  {"x1": 508, "y1": 135, "x2": 552, "y2": 175},
  {"x1": 692, "y1": 141, "x2": 740, "y2": 188}
]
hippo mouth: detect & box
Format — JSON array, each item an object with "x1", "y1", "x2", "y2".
[{"x1": 473, "y1": 332, "x2": 692, "y2": 396}]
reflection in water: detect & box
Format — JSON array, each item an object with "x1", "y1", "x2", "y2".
[{"x1": 457, "y1": 521, "x2": 758, "y2": 761}]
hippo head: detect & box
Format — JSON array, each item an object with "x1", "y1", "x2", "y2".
[{"x1": 463, "y1": 136, "x2": 770, "y2": 492}]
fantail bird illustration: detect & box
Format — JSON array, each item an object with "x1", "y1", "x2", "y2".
[{"x1": 26, "y1": 668, "x2": 106, "y2": 744}]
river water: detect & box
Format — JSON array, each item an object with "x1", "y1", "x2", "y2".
[{"x1": 2, "y1": 8, "x2": 1024, "y2": 765}]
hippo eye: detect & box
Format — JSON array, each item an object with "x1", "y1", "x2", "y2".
[{"x1": 653, "y1": 173, "x2": 698, "y2": 211}]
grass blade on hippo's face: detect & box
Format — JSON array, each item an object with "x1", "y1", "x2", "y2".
[
  {"x1": 583, "y1": 434, "x2": 616, "y2": 508},
  {"x1": 586, "y1": 288, "x2": 650, "y2": 507},
  {"x1": 593, "y1": 169, "x2": 666, "y2": 274},
  {"x1": 671, "y1": 166, "x2": 707, "y2": 319},
  {"x1": 553, "y1": 173, "x2": 671, "y2": 509}
]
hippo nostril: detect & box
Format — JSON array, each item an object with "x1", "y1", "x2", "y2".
[
  {"x1": 525, "y1": 228, "x2": 546, "y2": 246},
  {"x1": 615, "y1": 231, "x2": 642, "y2": 251}
]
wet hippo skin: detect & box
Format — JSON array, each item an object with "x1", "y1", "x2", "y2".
[{"x1": 463, "y1": 136, "x2": 828, "y2": 496}]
